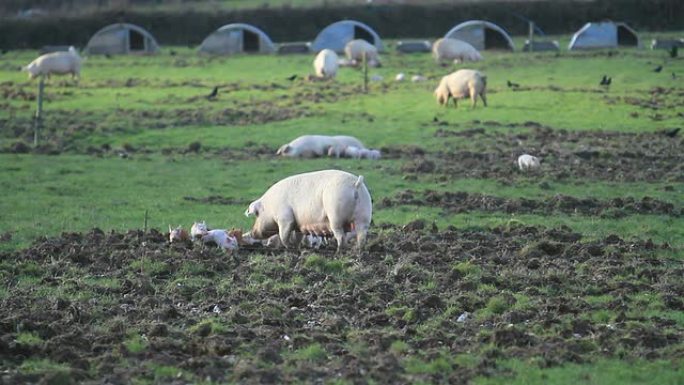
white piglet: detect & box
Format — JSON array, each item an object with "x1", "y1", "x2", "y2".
[
  {"x1": 247, "y1": 170, "x2": 372, "y2": 252},
  {"x1": 517, "y1": 154, "x2": 541, "y2": 171},
  {"x1": 313, "y1": 49, "x2": 339, "y2": 79},
  {"x1": 201, "y1": 230, "x2": 239, "y2": 252},
  {"x1": 191, "y1": 221, "x2": 209, "y2": 240}
]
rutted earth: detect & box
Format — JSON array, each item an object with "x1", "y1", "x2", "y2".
[
  {"x1": 379, "y1": 190, "x2": 682, "y2": 218},
  {"x1": 398, "y1": 123, "x2": 684, "y2": 182},
  {"x1": 1, "y1": 225, "x2": 682, "y2": 384}
]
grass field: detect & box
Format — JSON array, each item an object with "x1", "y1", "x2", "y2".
[{"x1": 0, "y1": 37, "x2": 683, "y2": 384}]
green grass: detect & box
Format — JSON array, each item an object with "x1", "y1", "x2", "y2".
[
  {"x1": 474, "y1": 359, "x2": 684, "y2": 385},
  {"x1": 1, "y1": 38, "x2": 683, "y2": 384}
]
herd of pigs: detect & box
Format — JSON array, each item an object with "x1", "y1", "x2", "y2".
[{"x1": 22, "y1": 37, "x2": 544, "y2": 254}]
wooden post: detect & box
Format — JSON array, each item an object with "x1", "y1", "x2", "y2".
[
  {"x1": 362, "y1": 51, "x2": 368, "y2": 93},
  {"x1": 528, "y1": 21, "x2": 535, "y2": 52},
  {"x1": 33, "y1": 76, "x2": 45, "y2": 147}
]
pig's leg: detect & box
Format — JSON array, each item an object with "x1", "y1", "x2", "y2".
[
  {"x1": 276, "y1": 209, "x2": 296, "y2": 248},
  {"x1": 480, "y1": 91, "x2": 487, "y2": 107},
  {"x1": 354, "y1": 222, "x2": 368, "y2": 251}
]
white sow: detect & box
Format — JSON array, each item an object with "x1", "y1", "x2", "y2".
[{"x1": 247, "y1": 170, "x2": 372, "y2": 251}]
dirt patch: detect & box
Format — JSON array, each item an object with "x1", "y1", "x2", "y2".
[
  {"x1": 400, "y1": 124, "x2": 684, "y2": 183},
  {"x1": 379, "y1": 190, "x2": 681, "y2": 218},
  {"x1": 0, "y1": 225, "x2": 681, "y2": 383}
]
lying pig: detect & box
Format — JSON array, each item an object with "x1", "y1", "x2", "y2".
[
  {"x1": 277, "y1": 135, "x2": 364, "y2": 158},
  {"x1": 247, "y1": 170, "x2": 372, "y2": 252}
]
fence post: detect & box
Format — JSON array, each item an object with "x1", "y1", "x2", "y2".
[
  {"x1": 363, "y1": 51, "x2": 368, "y2": 93},
  {"x1": 33, "y1": 76, "x2": 45, "y2": 147},
  {"x1": 528, "y1": 21, "x2": 535, "y2": 52}
]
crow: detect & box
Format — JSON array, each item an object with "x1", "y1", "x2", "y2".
[
  {"x1": 605, "y1": 77, "x2": 612, "y2": 86},
  {"x1": 654, "y1": 65, "x2": 663, "y2": 73},
  {"x1": 661, "y1": 127, "x2": 680, "y2": 138},
  {"x1": 169, "y1": 49, "x2": 177, "y2": 56},
  {"x1": 105, "y1": 53, "x2": 112, "y2": 59},
  {"x1": 507, "y1": 80, "x2": 520, "y2": 88},
  {"x1": 599, "y1": 75, "x2": 608, "y2": 85},
  {"x1": 206, "y1": 86, "x2": 218, "y2": 100},
  {"x1": 286, "y1": 74, "x2": 297, "y2": 81},
  {"x1": 673, "y1": 72, "x2": 677, "y2": 80}
]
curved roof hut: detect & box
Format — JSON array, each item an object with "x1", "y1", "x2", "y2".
[
  {"x1": 199, "y1": 23, "x2": 276, "y2": 55},
  {"x1": 568, "y1": 22, "x2": 640, "y2": 50},
  {"x1": 311, "y1": 20, "x2": 383, "y2": 53},
  {"x1": 85, "y1": 23, "x2": 159, "y2": 55},
  {"x1": 444, "y1": 20, "x2": 515, "y2": 51}
]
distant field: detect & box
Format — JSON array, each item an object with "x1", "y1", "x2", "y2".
[{"x1": 0, "y1": 37, "x2": 683, "y2": 384}]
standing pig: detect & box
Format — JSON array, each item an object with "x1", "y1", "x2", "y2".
[
  {"x1": 247, "y1": 170, "x2": 372, "y2": 252},
  {"x1": 344, "y1": 39, "x2": 381, "y2": 67},
  {"x1": 23, "y1": 46, "x2": 82, "y2": 80},
  {"x1": 434, "y1": 69, "x2": 487, "y2": 108},
  {"x1": 313, "y1": 49, "x2": 339, "y2": 79}
]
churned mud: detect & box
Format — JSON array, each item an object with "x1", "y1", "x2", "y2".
[
  {"x1": 379, "y1": 190, "x2": 681, "y2": 218},
  {"x1": 394, "y1": 123, "x2": 684, "y2": 182},
  {"x1": 1, "y1": 225, "x2": 681, "y2": 384}
]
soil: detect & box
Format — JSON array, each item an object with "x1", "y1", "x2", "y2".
[
  {"x1": 1, "y1": 225, "x2": 681, "y2": 384},
  {"x1": 396, "y1": 123, "x2": 684, "y2": 182},
  {"x1": 380, "y1": 190, "x2": 682, "y2": 218}
]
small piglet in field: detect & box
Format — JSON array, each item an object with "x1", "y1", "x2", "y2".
[
  {"x1": 201, "y1": 230, "x2": 238, "y2": 252},
  {"x1": 168, "y1": 225, "x2": 190, "y2": 243},
  {"x1": 191, "y1": 221, "x2": 209, "y2": 240}
]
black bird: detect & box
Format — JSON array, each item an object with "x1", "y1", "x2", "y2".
[
  {"x1": 169, "y1": 49, "x2": 177, "y2": 56},
  {"x1": 599, "y1": 75, "x2": 608, "y2": 85},
  {"x1": 605, "y1": 77, "x2": 612, "y2": 86},
  {"x1": 286, "y1": 74, "x2": 297, "y2": 81},
  {"x1": 654, "y1": 65, "x2": 663, "y2": 73},
  {"x1": 507, "y1": 80, "x2": 520, "y2": 88},
  {"x1": 0, "y1": 49, "x2": 7, "y2": 55},
  {"x1": 662, "y1": 127, "x2": 680, "y2": 138},
  {"x1": 206, "y1": 86, "x2": 218, "y2": 100},
  {"x1": 670, "y1": 45, "x2": 678, "y2": 59},
  {"x1": 105, "y1": 53, "x2": 112, "y2": 59},
  {"x1": 673, "y1": 72, "x2": 677, "y2": 80},
  {"x1": 433, "y1": 116, "x2": 439, "y2": 123}
]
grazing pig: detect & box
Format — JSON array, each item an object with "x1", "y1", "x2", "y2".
[
  {"x1": 518, "y1": 154, "x2": 541, "y2": 171},
  {"x1": 432, "y1": 38, "x2": 483, "y2": 64},
  {"x1": 247, "y1": 170, "x2": 372, "y2": 252},
  {"x1": 313, "y1": 49, "x2": 339, "y2": 79},
  {"x1": 434, "y1": 69, "x2": 487, "y2": 108},
  {"x1": 168, "y1": 225, "x2": 190, "y2": 243},
  {"x1": 191, "y1": 221, "x2": 209, "y2": 240},
  {"x1": 344, "y1": 39, "x2": 381, "y2": 67},
  {"x1": 201, "y1": 229, "x2": 238, "y2": 251},
  {"x1": 23, "y1": 46, "x2": 81, "y2": 80},
  {"x1": 277, "y1": 135, "x2": 364, "y2": 158}
]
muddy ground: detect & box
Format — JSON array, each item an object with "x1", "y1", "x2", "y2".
[
  {"x1": 380, "y1": 190, "x2": 682, "y2": 218},
  {"x1": 397, "y1": 123, "x2": 684, "y2": 183},
  {"x1": 1, "y1": 224, "x2": 682, "y2": 384}
]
